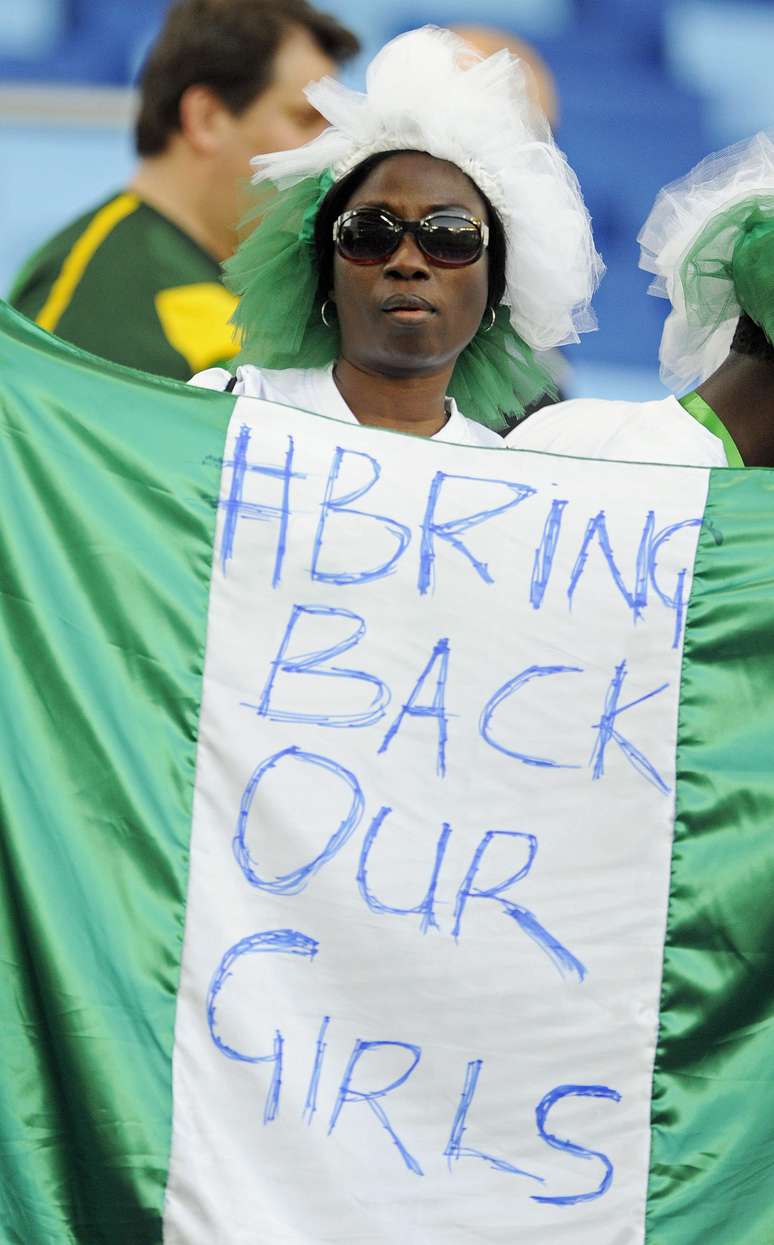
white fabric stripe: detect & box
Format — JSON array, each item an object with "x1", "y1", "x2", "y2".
[{"x1": 163, "y1": 400, "x2": 710, "y2": 1244}]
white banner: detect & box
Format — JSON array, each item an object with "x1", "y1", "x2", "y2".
[{"x1": 165, "y1": 400, "x2": 710, "y2": 1244}]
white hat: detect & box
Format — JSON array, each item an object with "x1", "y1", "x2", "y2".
[
  {"x1": 249, "y1": 26, "x2": 604, "y2": 353},
  {"x1": 639, "y1": 130, "x2": 774, "y2": 391}
]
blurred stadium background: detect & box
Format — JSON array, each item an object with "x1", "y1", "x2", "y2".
[{"x1": 2, "y1": 0, "x2": 773, "y2": 398}]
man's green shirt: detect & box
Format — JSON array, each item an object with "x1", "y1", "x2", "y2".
[{"x1": 9, "y1": 192, "x2": 239, "y2": 380}]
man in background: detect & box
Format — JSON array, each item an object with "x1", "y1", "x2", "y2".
[{"x1": 10, "y1": 0, "x2": 358, "y2": 379}]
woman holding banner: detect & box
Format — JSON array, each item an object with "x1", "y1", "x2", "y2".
[
  {"x1": 191, "y1": 26, "x2": 727, "y2": 466},
  {"x1": 189, "y1": 26, "x2": 593, "y2": 441},
  {"x1": 189, "y1": 25, "x2": 593, "y2": 444}
]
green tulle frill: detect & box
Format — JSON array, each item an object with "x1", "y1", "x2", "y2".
[{"x1": 679, "y1": 195, "x2": 774, "y2": 345}]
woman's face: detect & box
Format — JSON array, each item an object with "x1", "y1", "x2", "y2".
[{"x1": 331, "y1": 152, "x2": 491, "y2": 379}]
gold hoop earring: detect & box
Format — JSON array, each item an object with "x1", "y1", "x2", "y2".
[
  {"x1": 482, "y1": 307, "x2": 496, "y2": 333},
  {"x1": 321, "y1": 299, "x2": 336, "y2": 328}
]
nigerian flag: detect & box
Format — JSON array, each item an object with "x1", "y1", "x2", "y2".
[{"x1": 1, "y1": 302, "x2": 773, "y2": 1245}]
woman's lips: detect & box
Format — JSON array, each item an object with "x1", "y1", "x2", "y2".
[{"x1": 381, "y1": 294, "x2": 436, "y2": 323}]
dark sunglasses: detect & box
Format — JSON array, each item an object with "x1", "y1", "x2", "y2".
[{"x1": 332, "y1": 207, "x2": 489, "y2": 268}]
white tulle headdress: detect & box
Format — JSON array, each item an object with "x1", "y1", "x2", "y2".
[
  {"x1": 639, "y1": 131, "x2": 774, "y2": 392},
  {"x1": 225, "y1": 26, "x2": 604, "y2": 430}
]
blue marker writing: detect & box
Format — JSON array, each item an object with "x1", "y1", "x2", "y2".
[
  {"x1": 647, "y1": 518, "x2": 701, "y2": 649},
  {"x1": 329, "y1": 1040, "x2": 424, "y2": 1175},
  {"x1": 303, "y1": 1015, "x2": 331, "y2": 1126},
  {"x1": 378, "y1": 638, "x2": 451, "y2": 776},
  {"x1": 531, "y1": 498, "x2": 568, "y2": 610},
  {"x1": 356, "y1": 806, "x2": 453, "y2": 934},
  {"x1": 419, "y1": 472, "x2": 536, "y2": 595},
  {"x1": 207, "y1": 928, "x2": 317, "y2": 1124},
  {"x1": 445, "y1": 1060, "x2": 544, "y2": 1182},
  {"x1": 568, "y1": 510, "x2": 653, "y2": 622},
  {"x1": 453, "y1": 830, "x2": 586, "y2": 980},
  {"x1": 234, "y1": 746, "x2": 364, "y2": 894},
  {"x1": 480, "y1": 664, "x2": 583, "y2": 768},
  {"x1": 531, "y1": 1083, "x2": 621, "y2": 1205},
  {"x1": 248, "y1": 603, "x2": 390, "y2": 728},
  {"x1": 590, "y1": 659, "x2": 669, "y2": 794},
  {"x1": 311, "y1": 447, "x2": 412, "y2": 585},
  {"x1": 218, "y1": 427, "x2": 304, "y2": 585}
]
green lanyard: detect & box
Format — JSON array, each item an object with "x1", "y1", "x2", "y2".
[{"x1": 678, "y1": 390, "x2": 745, "y2": 467}]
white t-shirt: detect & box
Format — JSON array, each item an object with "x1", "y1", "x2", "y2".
[
  {"x1": 505, "y1": 395, "x2": 728, "y2": 466},
  {"x1": 189, "y1": 363, "x2": 504, "y2": 448}
]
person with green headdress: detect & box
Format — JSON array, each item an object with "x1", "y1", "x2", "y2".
[
  {"x1": 190, "y1": 26, "x2": 604, "y2": 443},
  {"x1": 508, "y1": 132, "x2": 774, "y2": 467},
  {"x1": 635, "y1": 131, "x2": 774, "y2": 468}
]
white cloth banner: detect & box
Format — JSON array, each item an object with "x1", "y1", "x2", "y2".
[{"x1": 164, "y1": 400, "x2": 710, "y2": 1244}]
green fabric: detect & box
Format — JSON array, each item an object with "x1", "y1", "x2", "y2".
[
  {"x1": 677, "y1": 195, "x2": 774, "y2": 343},
  {"x1": 226, "y1": 172, "x2": 553, "y2": 432},
  {"x1": 678, "y1": 390, "x2": 745, "y2": 467},
  {"x1": 9, "y1": 193, "x2": 226, "y2": 380},
  {"x1": 730, "y1": 213, "x2": 774, "y2": 348},
  {"x1": 446, "y1": 305, "x2": 555, "y2": 429},
  {"x1": 647, "y1": 466, "x2": 774, "y2": 1243},
  {"x1": 0, "y1": 301, "x2": 232, "y2": 1242},
  {"x1": 227, "y1": 175, "x2": 340, "y2": 372}
]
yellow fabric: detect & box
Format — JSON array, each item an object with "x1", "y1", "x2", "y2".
[
  {"x1": 154, "y1": 283, "x2": 239, "y2": 373},
  {"x1": 36, "y1": 193, "x2": 141, "y2": 332}
]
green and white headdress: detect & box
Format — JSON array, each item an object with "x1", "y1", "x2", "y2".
[
  {"x1": 639, "y1": 130, "x2": 774, "y2": 392},
  {"x1": 225, "y1": 25, "x2": 604, "y2": 431}
]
